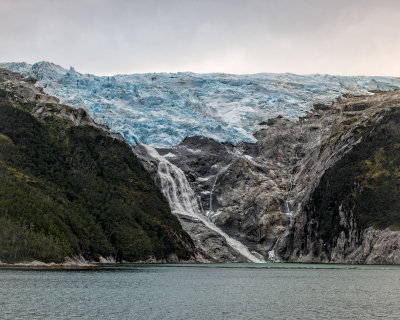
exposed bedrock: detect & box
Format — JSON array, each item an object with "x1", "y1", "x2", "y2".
[{"x1": 155, "y1": 91, "x2": 400, "y2": 263}]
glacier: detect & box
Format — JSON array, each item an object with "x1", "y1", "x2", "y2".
[{"x1": 2, "y1": 61, "x2": 400, "y2": 147}]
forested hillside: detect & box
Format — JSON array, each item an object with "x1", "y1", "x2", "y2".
[{"x1": 0, "y1": 82, "x2": 194, "y2": 263}]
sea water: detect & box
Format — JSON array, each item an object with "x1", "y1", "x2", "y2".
[{"x1": 1, "y1": 263, "x2": 400, "y2": 320}]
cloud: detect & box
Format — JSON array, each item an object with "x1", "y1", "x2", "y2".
[{"x1": 0, "y1": 0, "x2": 399, "y2": 76}]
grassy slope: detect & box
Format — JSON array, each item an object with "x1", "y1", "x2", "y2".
[
  {"x1": 0, "y1": 90, "x2": 193, "y2": 263},
  {"x1": 309, "y1": 107, "x2": 400, "y2": 244}
]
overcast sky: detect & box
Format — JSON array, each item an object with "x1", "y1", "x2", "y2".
[{"x1": 1, "y1": 0, "x2": 399, "y2": 76}]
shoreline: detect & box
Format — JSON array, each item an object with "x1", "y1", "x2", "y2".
[{"x1": 2, "y1": 261, "x2": 400, "y2": 271}]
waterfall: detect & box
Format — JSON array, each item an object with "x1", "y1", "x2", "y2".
[
  {"x1": 139, "y1": 144, "x2": 265, "y2": 263},
  {"x1": 284, "y1": 167, "x2": 295, "y2": 225},
  {"x1": 284, "y1": 200, "x2": 294, "y2": 224},
  {"x1": 139, "y1": 144, "x2": 201, "y2": 217},
  {"x1": 208, "y1": 163, "x2": 231, "y2": 214},
  {"x1": 268, "y1": 235, "x2": 282, "y2": 261}
]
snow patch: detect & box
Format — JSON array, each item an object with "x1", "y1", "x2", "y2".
[{"x1": 163, "y1": 152, "x2": 175, "y2": 158}]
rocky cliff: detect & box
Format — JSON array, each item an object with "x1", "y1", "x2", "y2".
[{"x1": 154, "y1": 90, "x2": 400, "y2": 263}]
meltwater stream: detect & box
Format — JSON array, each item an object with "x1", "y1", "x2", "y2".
[{"x1": 139, "y1": 144, "x2": 264, "y2": 263}]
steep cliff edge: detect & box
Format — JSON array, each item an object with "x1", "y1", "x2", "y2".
[
  {"x1": 0, "y1": 68, "x2": 195, "y2": 264},
  {"x1": 296, "y1": 107, "x2": 400, "y2": 263}
]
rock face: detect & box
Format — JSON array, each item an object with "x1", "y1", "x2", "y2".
[
  {"x1": 291, "y1": 102, "x2": 400, "y2": 264},
  {"x1": 156, "y1": 90, "x2": 400, "y2": 264},
  {"x1": 177, "y1": 215, "x2": 248, "y2": 262},
  {"x1": 343, "y1": 228, "x2": 400, "y2": 264},
  {"x1": 134, "y1": 143, "x2": 260, "y2": 262}
]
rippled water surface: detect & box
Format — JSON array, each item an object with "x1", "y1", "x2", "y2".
[{"x1": 1, "y1": 263, "x2": 400, "y2": 320}]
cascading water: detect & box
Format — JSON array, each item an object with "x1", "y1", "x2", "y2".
[
  {"x1": 138, "y1": 144, "x2": 201, "y2": 217},
  {"x1": 208, "y1": 163, "x2": 231, "y2": 216},
  {"x1": 284, "y1": 167, "x2": 295, "y2": 225},
  {"x1": 268, "y1": 235, "x2": 283, "y2": 261},
  {"x1": 139, "y1": 144, "x2": 265, "y2": 263},
  {"x1": 284, "y1": 200, "x2": 294, "y2": 225}
]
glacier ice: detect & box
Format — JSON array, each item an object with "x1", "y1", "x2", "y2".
[{"x1": 2, "y1": 61, "x2": 400, "y2": 147}]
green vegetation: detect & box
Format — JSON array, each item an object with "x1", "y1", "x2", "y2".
[
  {"x1": 0, "y1": 89, "x2": 8, "y2": 98},
  {"x1": 0, "y1": 100, "x2": 193, "y2": 263},
  {"x1": 310, "y1": 108, "x2": 400, "y2": 243}
]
